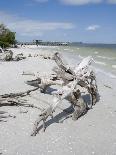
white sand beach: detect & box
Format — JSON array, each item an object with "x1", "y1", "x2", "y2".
[{"x1": 0, "y1": 45, "x2": 116, "y2": 155}]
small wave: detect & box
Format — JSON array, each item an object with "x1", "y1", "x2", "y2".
[
  {"x1": 97, "y1": 55, "x2": 115, "y2": 60},
  {"x1": 112, "y1": 65, "x2": 116, "y2": 69},
  {"x1": 94, "y1": 51, "x2": 99, "y2": 54},
  {"x1": 96, "y1": 68, "x2": 116, "y2": 79},
  {"x1": 78, "y1": 55, "x2": 84, "y2": 59},
  {"x1": 64, "y1": 49, "x2": 69, "y2": 51},
  {"x1": 95, "y1": 60, "x2": 106, "y2": 66}
]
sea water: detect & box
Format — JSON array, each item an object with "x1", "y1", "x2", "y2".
[
  {"x1": 31, "y1": 44, "x2": 116, "y2": 79},
  {"x1": 50, "y1": 44, "x2": 116, "y2": 77}
]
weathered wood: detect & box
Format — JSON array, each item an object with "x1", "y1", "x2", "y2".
[
  {"x1": 0, "y1": 87, "x2": 43, "y2": 110},
  {"x1": 25, "y1": 74, "x2": 63, "y2": 93},
  {"x1": 67, "y1": 89, "x2": 87, "y2": 120},
  {"x1": 53, "y1": 52, "x2": 75, "y2": 76},
  {"x1": 0, "y1": 48, "x2": 26, "y2": 61},
  {"x1": 3, "y1": 50, "x2": 13, "y2": 61},
  {"x1": 52, "y1": 67, "x2": 74, "y2": 84},
  {"x1": 31, "y1": 53, "x2": 98, "y2": 136},
  {"x1": 0, "y1": 87, "x2": 39, "y2": 99},
  {"x1": 14, "y1": 53, "x2": 26, "y2": 61},
  {"x1": 31, "y1": 80, "x2": 79, "y2": 136}
]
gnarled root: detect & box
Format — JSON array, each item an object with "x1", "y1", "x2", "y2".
[
  {"x1": 67, "y1": 89, "x2": 87, "y2": 121},
  {"x1": 31, "y1": 106, "x2": 53, "y2": 136}
]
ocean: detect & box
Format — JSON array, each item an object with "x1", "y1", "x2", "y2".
[{"x1": 29, "y1": 44, "x2": 116, "y2": 79}]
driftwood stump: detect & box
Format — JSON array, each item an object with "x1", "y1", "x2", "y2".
[{"x1": 30, "y1": 52, "x2": 99, "y2": 136}]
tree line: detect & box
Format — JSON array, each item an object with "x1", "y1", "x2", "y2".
[{"x1": 0, "y1": 24, "x2": 16, "y2": 48}]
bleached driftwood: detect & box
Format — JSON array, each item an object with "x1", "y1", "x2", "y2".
[
  {"x1": 25, "y1": 73, "x2": 62, "y2": 93},
  {"x1": 0, "y1": 87, "x2": 42, "y2": 110},
  {"x1": 3, "y1": 50, "x2": 13, "y2": 61},
  {"x1": 39, "y1": 53, "x2": 54, "y2": 60},
  {"x1": 31, "y1": 52, "x2": 98, "y2": 136},
  {"x1": 0, "y1": 48, "x2": 26, "y2": 61},
  {"x1": 0, "y1": 48, "x2": 13, "y2": 61},
  {"x1": 0, "y1": 112, "x2": 16, "y2": 122},
  {"x1": 14, "y1": 53, "x2": 26, "y2": 61}
]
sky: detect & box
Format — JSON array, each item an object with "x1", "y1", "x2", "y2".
[{"x1": 0, "y1": 0, "x2": 116, "y2": 43}]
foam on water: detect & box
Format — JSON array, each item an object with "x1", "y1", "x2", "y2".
[
  {"x1": 94, "y1": 51, "x2": 99, "y2": 54},
  {"x1": 64, "y1": 49, "x2": 69, "y2": 51},
  {"x1": 97, "y1": 55, "x2": 115, "y2": 60},
  {"x1": 78, "y1": 55, "x2": 84, "y2": 59},
  {"x1": 95, "y1": 68, "x2": 116, "y2": 79},
  {"x1": 112, "y1": 65, "x2": 116, "y2": 69},
  {"x1": 95, "y1": 60, "x2": 107, "y2": 66}
]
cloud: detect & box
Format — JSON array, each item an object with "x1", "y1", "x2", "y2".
[
  {"x1": 32, "y1": 0, "x2": 116, "y2": 5},
  {"x1": 8, "y1": 20, "x2": 74, "y2": 36},
  {"x1": 0, "y1": 11, "x2": 74, "y2": 38},
  {"x1": 86, "y1": 25, "x2": 100, "y2": 31},
  {"x1": 60, "y1": 0, "x2": 102, "y2": 5},
  {"x1": 107, "y1": 0, "x2": 116, "y2": 4},
  {"x1": 34, "y1": 0, "x2": 48, "y2": 3}
]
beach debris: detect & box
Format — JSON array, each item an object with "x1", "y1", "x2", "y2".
[
  {"x1": 3, "y1": 50, "x2": 13, "y2": 61},
  {"x1": 104, "y1": 84, "x2": 112, "y2": 89},
  {"x1": 28, "y1": 54, "x2": 32, "y2": 57},
  {"x1": 0, "y1": 87, "x2": 42, "y2": 110},
  {"x1": 30, "y1": 52, "x2": 98, "y2": 136},
  {"x1": 0, "y1": 52, "x2": 98, "y2": 135},
  {"x1": 0, "y1": 111, "x2": 16, "y2": 122},
  {"x1": 25, "y1": 73, "x2": 62, "y2": 93},
  {"x1": 0, "y1": 47, "x2": 4, "y2": 53},
  {"x1": 22, "y1": 71, "x2": 35, "y2": 76},
  {"x1": 39, "y1": 53, "x2": 54, "y2": 60},
  {"x1": 0, "y1": 47, "x2": 26, "y2": 61},
  {"x1": 14, "y1": 53, "x2": 26, "y2": 61}
]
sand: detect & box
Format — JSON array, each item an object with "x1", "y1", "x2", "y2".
[{"x1": 0, "y1": 46, "x2": 116, "y2": 155}]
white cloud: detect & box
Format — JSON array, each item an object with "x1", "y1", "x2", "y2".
[
  {"x1": 107, "y1": 0, "x2": 116, "y2": 4},
  {"x1": 32, "y1": 0, "x2": 116, "y2": 5},
  {"x1": 0, "y1": 11, "x2": 74, "y2": 37},
  {"x1": 60, "y1": 0, "x2": 102, "y2": 5},
  {"x1": 86, "y1": 25, "x2": 100, "y2": 31},
  {"x1": 34, "y1": 0, "x2": 48, "y2": 3}
]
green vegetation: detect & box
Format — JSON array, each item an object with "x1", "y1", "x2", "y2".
[{"x1": 0, "y1": 24, "x2": 16, "y2": 48}]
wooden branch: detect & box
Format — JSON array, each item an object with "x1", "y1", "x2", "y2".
[
  {"x1": 0, "y1": 99, "x2": 43, "y2": 110},
  {"x1": 66, "y1": 89, "x2": 87, "y2": 121},
  {"x1": 31, "y1": 53, "x2": 99, "y2": 136},
  {"x1": 53, "y1": 52, "x2": 75, "y2": 76},
  {"x1": 0, "y1": 87, "x2": 43, "y2": 110},
  {"x1": 0, "y1": 87, "x2": 39, "y2": 99},
  {"x1": 22, "y1": 71, "x2": 35, "y2": 76},
  {"x1": 25, "y1": 74, "x2": 63, "y2": 93},
  {"x1": 31, "y1": 80, "x2": 78, "y2": 136},
  {"x1": 52, "y1": 67, "x2": 74, "y2": 84},
  {"x1": 3, "y1": 50, "x2": 13, "y2": 61}
]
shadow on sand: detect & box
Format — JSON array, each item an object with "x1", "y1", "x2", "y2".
[{"x1": 35, "y1": 93, "x2": 99, "y2": 134}]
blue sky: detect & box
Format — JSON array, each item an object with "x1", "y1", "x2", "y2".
[{"x1": 0, "y1": 0, "x2": 116, "y2": 43}]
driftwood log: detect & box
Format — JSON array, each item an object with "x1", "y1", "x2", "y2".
[
  {"x1": 0, "y1": 87, "x2": 43, "y2": 122},
  {"x1": 3, "y1": 50, "x2": 13, "y2": 61},
  {"x1": 0, "y1": 48, "x2": 26, "y2": 61},
  {"x1": 14, "y1": 53, "x2": 26, "y2": 61},
  {"x1": 0, "y1": 87, "x2": 42, "y2": 110},
  {"x1": 30, "y1": 52, "x2": 98, "y2": 136}
]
